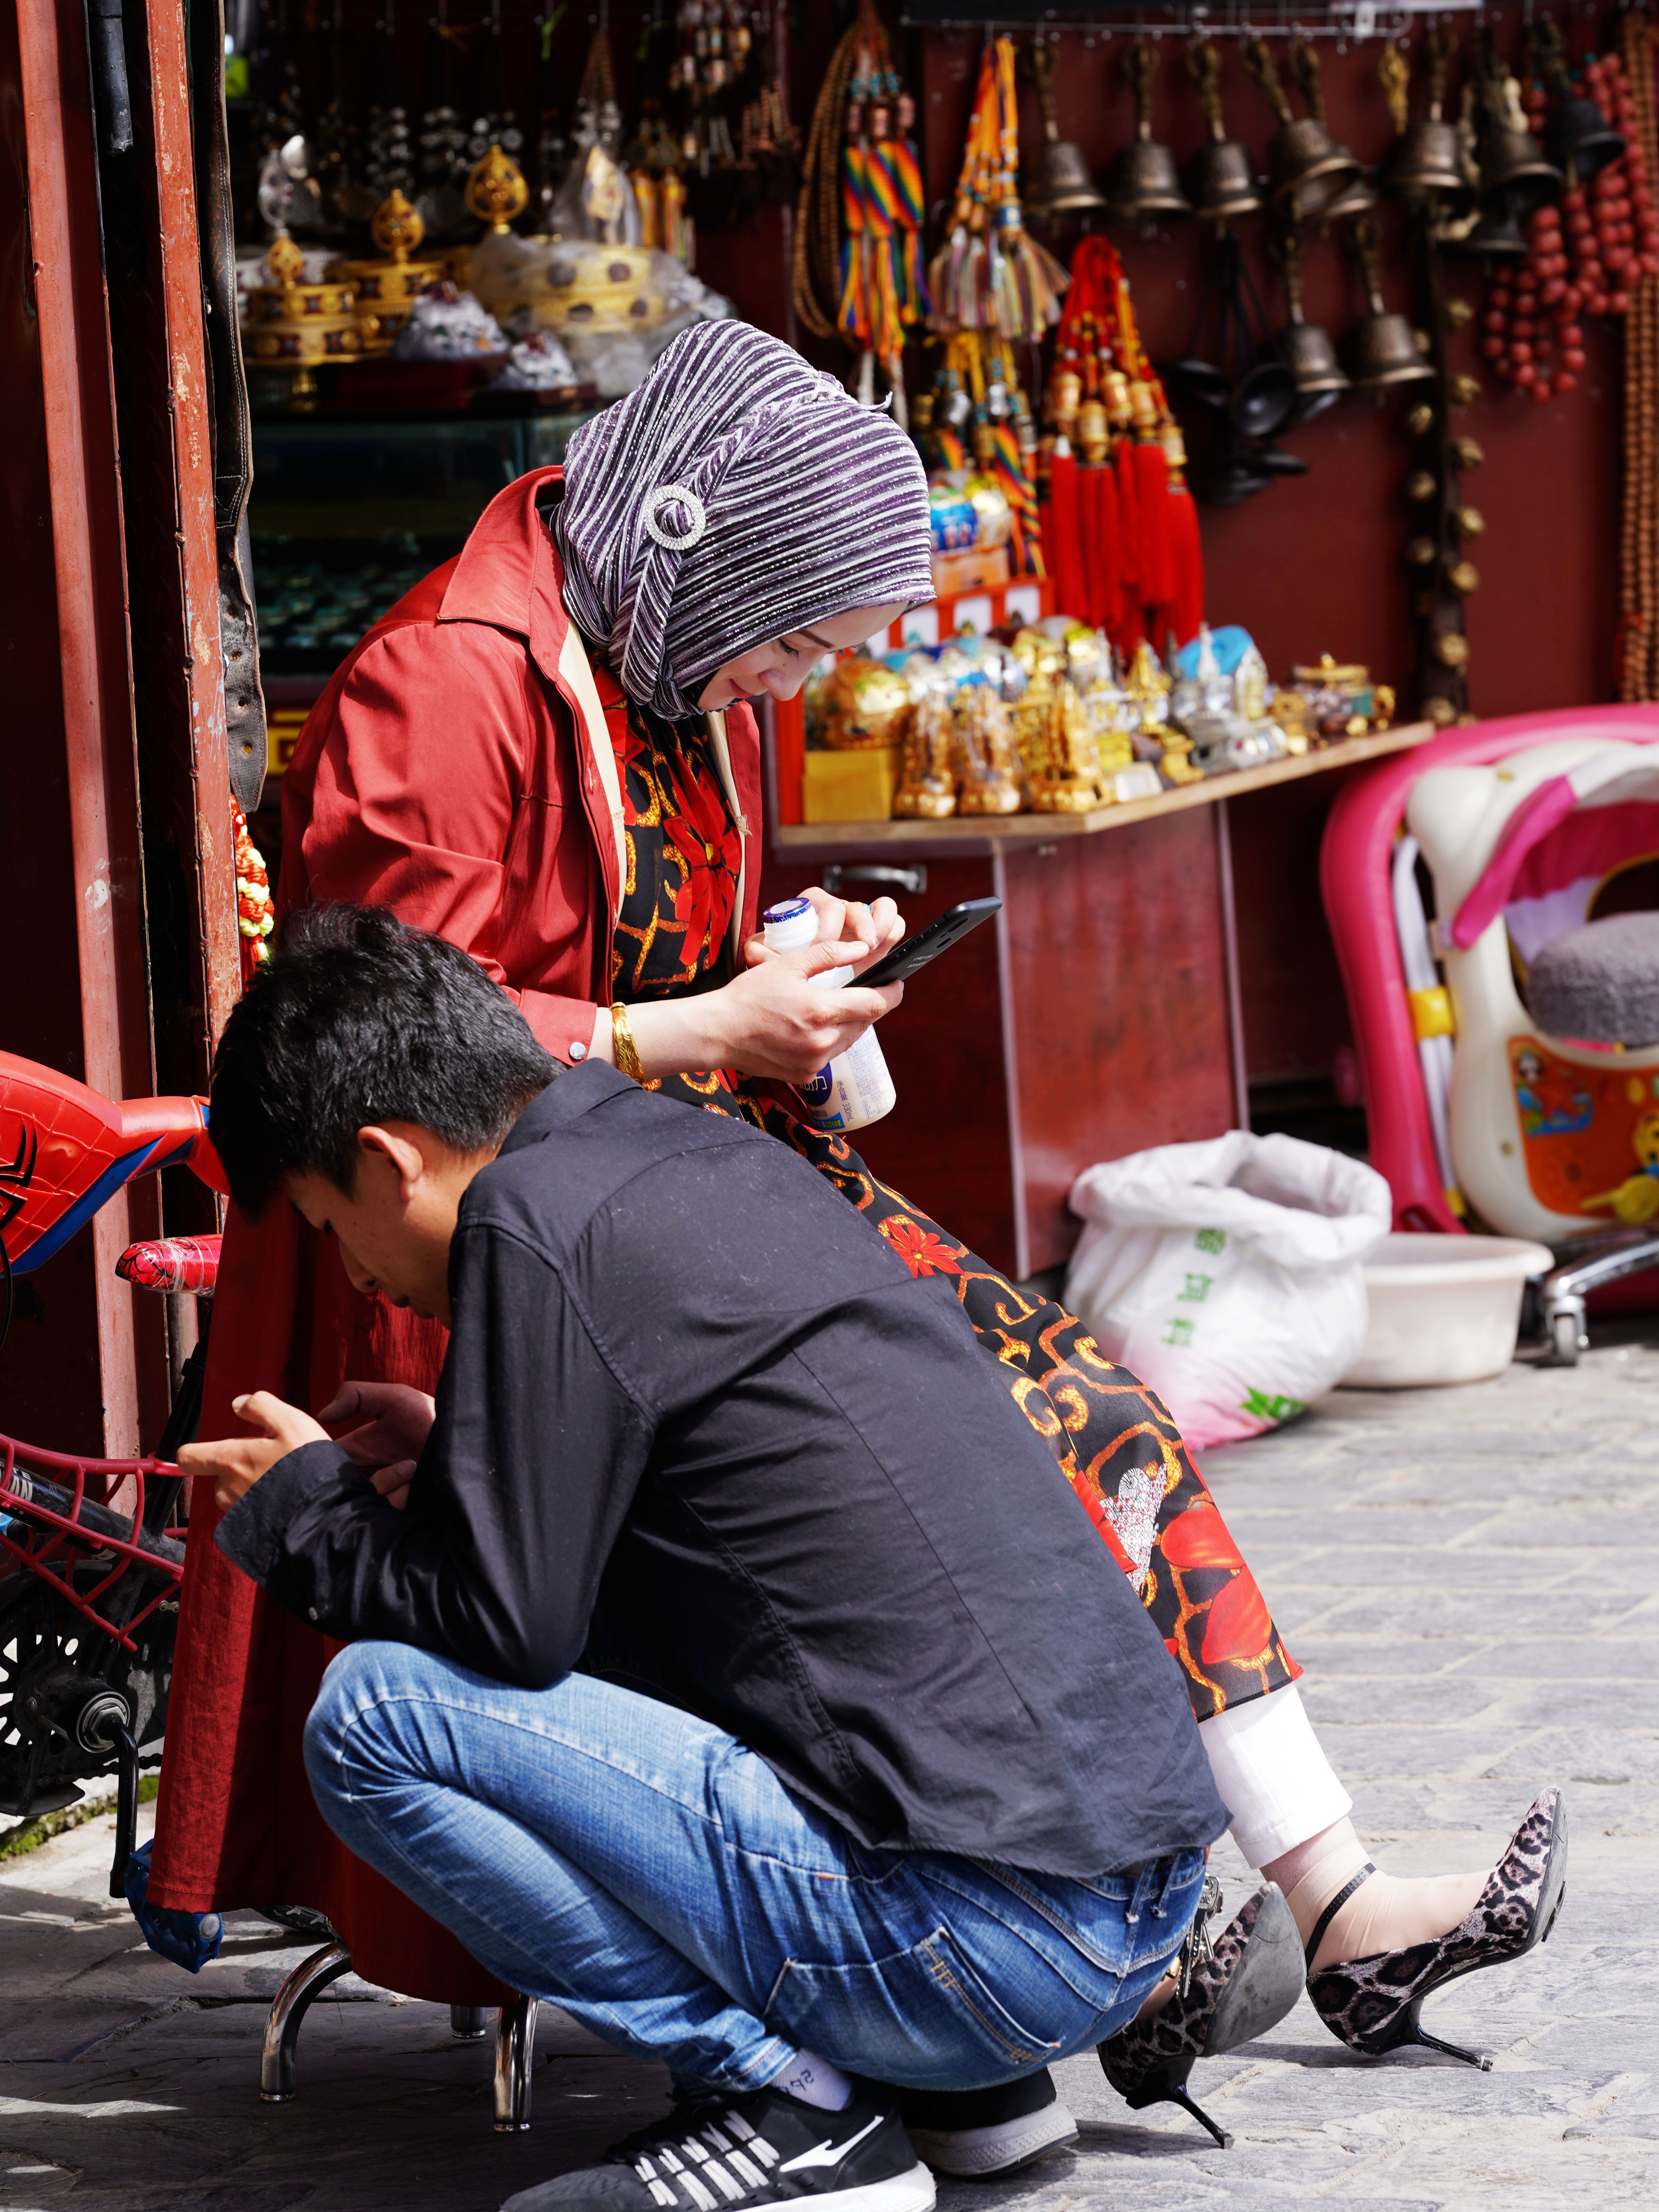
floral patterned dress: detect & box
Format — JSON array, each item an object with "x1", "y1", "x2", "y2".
[{"x1": 601, "y1": 684, "x2": 1298, "y2": 1725}]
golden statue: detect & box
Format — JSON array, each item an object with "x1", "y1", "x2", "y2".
[
  {"x1": 954, "y1": 688, "x2": 1023, "y2": 816},
  {"x1": 894, "y1": 694, "x2": 957, "y2": 818}
]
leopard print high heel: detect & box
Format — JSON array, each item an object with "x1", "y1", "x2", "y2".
[
  {"x1": 1099, "y1": 1882, "x2": 1306, "y2": 2148},
  {"x1": 1307, "y1": 1787, "x2": 1568, "y2": 2070}
]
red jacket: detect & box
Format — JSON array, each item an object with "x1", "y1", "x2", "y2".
[
  {"x1": 147, "y1": 470, "x2": 760, "y2": 2001},
  {"x1": 283, "y1": 464, "x2": 762, "y2": 1059}
]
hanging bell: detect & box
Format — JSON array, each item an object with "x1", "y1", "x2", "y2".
[
  {"x1": 1188, "y1": 138, "x2": 1262, "y2": 224},
  {"x1": 1318, "y1": 171, "x2": 1381, "y2": 224},
  {"x1": 1280, "y1": 322, "x2": 1350, "y2": 412},
  {"x1": 1267, "y1": 219, "x2": 1350, "y2": 419},
  {"x1": 1545, "y1": 94, "x2": 1625, "y2": 184},
  {"x1": 1105, "y1": 37, "x2": 1193, "y2": 224},
  {"x1": 1243, "y1": 37, "x2": 1359, "y2": 225},
  {"x1": 1477, "y1": 125, "x2": 1563, "y2": 214},
  {"x1": 1387, "y1": 119, "x2": 1469, "y2": 205},
  {"x1": 1343, "y1": 216, "x2": 1434, "y2": 391},
  {"x1": 1184, "y1": 39, "x2": 1261, "y2": 223},
  {"x1": 1026, "y1": 41, "x2": 1106, "y2": 220},
  {"x1": 1384, "y1": 25, "x2": 1473, "y2": 212},
  {"x1": 1532, "y1": 17, "x2": 1623, "y2": 185},
  {"x1": 1444, "y1": 188, "x2": 1530, "y2": 261}
]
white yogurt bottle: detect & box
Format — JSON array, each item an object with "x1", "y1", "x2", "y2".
[{"x1": 762, "y1": 895, "x2": 897, "y2": 1133}]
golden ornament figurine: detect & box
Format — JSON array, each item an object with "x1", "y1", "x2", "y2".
[
  {"x1": 1029, "y1": 684, "x2": 1106, "y2": 814},
  {"x1": 954, "y1": 688, "x2": 1023, "y2": 816},
  {"x1": 812, "y1": 658, "x2": 914, "y2": 752},
  {"x1": 893, "y1": 694, "x2": 957, "y2": 818},
  {"x1": 324, "y1": 190, "x2": 447, "y2": 354},
  {"x1": 467, "y1": 143, "x2": 531, "y2": 233},
  {"x1": 244, "y1": 233, "x2": 371, "y2": 401}
]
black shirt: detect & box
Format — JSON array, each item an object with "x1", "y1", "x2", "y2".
[{"x1": 220, "y1": 1066, "x2": 1224, "y2": 1878}]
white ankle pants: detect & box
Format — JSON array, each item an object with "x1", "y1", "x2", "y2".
[{"x1": 1197, "y1": 1684, "x2": 1352, "y2": 1868}]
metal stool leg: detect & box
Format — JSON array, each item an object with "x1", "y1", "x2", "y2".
[
  {"x1": 493, "y1": 1994, "x2": 538, "y2": 2131},
  {"x1": 451, "y1": 2004, "x2": 488, "y2": 2039},
  {"x1": 260, "y1": 1941, "x2": 353, "y2": 2101}
]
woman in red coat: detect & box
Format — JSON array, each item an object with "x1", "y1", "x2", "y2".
[{"x1": 151, "y1": 325, "x2": 1556, "y2": 2079}]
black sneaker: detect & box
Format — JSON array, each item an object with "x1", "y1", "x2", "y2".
[
  {"x1": 898, "y1": 2070, "x2": 1078, "y2": 2178},
  {"x1": 501, "y1": 2081, "x2": 935, "y2": 2212}
]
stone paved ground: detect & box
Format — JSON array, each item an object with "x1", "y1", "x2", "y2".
[{"x1": 3, "y1": 1327, "x2": 1656, "y2": 2211}]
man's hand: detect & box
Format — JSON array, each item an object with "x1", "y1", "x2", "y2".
[
  {"x1": 178, "y1": 1391, "x2": 329, "y2": 1514},
  {"x1": 318, "y1": 1380, "x2": 437, "y2": 1470}
]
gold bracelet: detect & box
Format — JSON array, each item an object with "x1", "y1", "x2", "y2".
[{"x1": 610, "y1": 1001, "x2": 644, "y2": 1081}]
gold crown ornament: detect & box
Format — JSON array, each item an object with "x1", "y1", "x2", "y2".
[
  {"x1": 467, "y1": 143, "x2": 531, "y2": 234},
  {"x1": 244, "y1": 233, "x2": 371, "y2": 399},
  {"x1": 324, "y1": 191, "x2": 448, "y2": 354}
]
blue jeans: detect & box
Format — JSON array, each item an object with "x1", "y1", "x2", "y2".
[{"x1": 304, "y1": 1643, "x2": 1207, "y2": 2095}]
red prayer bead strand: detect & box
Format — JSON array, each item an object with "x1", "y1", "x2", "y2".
[{"x1": 1484, "y1": 47, "x2": 1657, "y2": 404}]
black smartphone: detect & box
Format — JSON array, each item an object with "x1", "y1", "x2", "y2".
[{"x1": 855, "y1": 898, "x2": 1003, "y2": 989}]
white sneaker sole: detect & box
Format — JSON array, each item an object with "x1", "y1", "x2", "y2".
[
  {"x1": 793, "y1": 2162, "x2": 936, "y2": 2212},
  {"x1": 905, "y1": 2101, "x2": 1079, "y2": 2178}
]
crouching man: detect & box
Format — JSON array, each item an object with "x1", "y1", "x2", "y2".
[{"x1": 181, "y1": 906, "x2": 1225, "y2": 2212}]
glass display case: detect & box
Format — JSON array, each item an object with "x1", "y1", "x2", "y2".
[{"x1": 250, "y1": 409, "x2": 597, "y2": 682}]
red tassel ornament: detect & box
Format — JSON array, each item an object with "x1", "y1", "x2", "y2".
[{"x1": 1044, "y1": 447, "x2": 1089, "y2": 622}]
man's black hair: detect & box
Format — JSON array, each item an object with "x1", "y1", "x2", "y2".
[{"x1": 210, "y1": 904, "x2": 559, "y2": 1219}]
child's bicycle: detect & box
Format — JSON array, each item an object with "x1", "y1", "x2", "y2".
[{"x1": 0, "y1": 1049, "x2": 224, "y2": 1895}]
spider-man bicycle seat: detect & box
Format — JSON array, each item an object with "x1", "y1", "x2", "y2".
[{"x1": 0, "y1": 1049, "x2": 227, "y2": 1280}]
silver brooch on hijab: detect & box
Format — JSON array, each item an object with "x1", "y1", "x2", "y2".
[{"x1": 642, "y1": 484, "x2": 707, "y2": 551}]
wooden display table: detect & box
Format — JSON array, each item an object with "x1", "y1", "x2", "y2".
[{"x1": 755, "y1": 722, "x2": 1435, "y2": 1280}]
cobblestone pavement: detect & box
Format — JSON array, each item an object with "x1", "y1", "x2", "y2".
[{"x1": 3, "y1": 1330, "x2": 1655, "y2": 2211}]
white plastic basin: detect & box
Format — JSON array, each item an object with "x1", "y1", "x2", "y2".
[{"x1": 1342, "y1": 1232, "x2": 1556, "y2": 1389}]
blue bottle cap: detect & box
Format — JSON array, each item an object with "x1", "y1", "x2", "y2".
[{"x1": 762, "y1": 897, "x2": 814, "y2": 925}]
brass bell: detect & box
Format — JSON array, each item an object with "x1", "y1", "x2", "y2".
[
  {"x1": 1404, "y1": 402, "x2": 1435, "y2": 436},
  {"x1": 1448, "y1": 560, "x2": 1480, "y2": 595},
  {"x1": 1319, "y1": 172, "x2": 1380, "y2": 224},
  {"x1": 1546, "y1": 95, "x2": 1625, "y2": 184},
  {"x1": 1344, "y1": 217, "x2": 1434, "y2": 392},
  {"x1": 1026, "y1": 42, "x2": 1106, "y2": 221},
  {"x1": 1384, "y1": 26, "x2": 1473, "y2": 211},
  {"x1": 1456, "y1": 46, "x2": 1559, "y2": 214},
  {"x1": 1267, "y1": 219, "x2": 1349, "y2": 417},
  {"x1": 1477, "y1": 125, "x2": 1564, "y2": 214},
  {"x1": 1245, "y1": 37, "x2": 1361, "y2": 223},
  {"x1": 1432, "y1": 630, "x2": 1470, "y2": 669},
  {"x1": 1406, "y1": 469, "x2": 1439, "y2": 502},
  {"x1": 1450, "y1": 436, "x2": 1484, "y2": 470},
  {"x1": 1184, "y1": 39, "x2": 1261, "y2": 223},
  {"x1": 1535, "y1": 19, "x2": 1624, "y2": 183},
  {"x1": 1454, "y1": 505, "x2": 1485, "y2": 536},
  {"x1": 1445, "y1": 191, "x2": 1532, "y2": 261},
  {"x1": 1406, "y1": 536, "x2": 1439, "y2": 566},
  {"x1": 1105, "y1": 38, "x2": 1193, "y2": 224},
  {"x1": 1448, "y1": 372, "x2": 1481, "y2": 406}
]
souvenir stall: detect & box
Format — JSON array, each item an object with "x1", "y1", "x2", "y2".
[
  {"x1": 748, "y1": 2, "x2": 1659, "y2": 1279},
  {"x1": 216, "y1": 0, "x2": 1659, "y2": 1278}
]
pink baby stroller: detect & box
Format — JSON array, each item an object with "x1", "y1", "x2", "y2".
[{"x1": 1321, "y1": 705, "x2": 1659, "y2": 1362}]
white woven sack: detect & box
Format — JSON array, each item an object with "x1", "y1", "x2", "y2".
[{"x1": 1065, "y1": 1131, "x2": 1392, "y2": 1449}]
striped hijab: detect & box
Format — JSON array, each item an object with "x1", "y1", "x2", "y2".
[{"x1": 551, "y1": 321, "x2": 933, "y2": 719}]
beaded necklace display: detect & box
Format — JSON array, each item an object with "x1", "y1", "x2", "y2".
[{"x1": 1483, "y1": 28, "x2": 1657, "y2": 402}]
